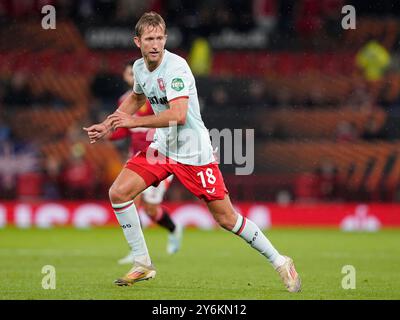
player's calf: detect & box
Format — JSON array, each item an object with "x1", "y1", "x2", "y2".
[
  {"x1": 145, "y1": 203, "x2": 176, "y2": 233},
  {"x1": 109, "y1": 169, "x2": 154, "y2": 269},
  {"x1": 206, "y1": 196, "x2": 300, "y2": 291},
  {"x1": 206, "y1": 197, "x2": 237, "y2": 230},
  {"x1": 143, "y1": 202, "x2": 182, "y2": 254}
]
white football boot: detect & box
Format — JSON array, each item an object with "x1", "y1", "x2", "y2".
[
  {"x1": 276, "y1": 256, "x2": 301, "y2": 292},
  {"x1": 167, "y1": 224, "x2": 183, "y2": 255},
  {"x1": 114, "y1": 262, "x2": 156, "y2": 286}
]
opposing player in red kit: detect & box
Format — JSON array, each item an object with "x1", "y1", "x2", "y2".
[
  {"x1": 84, "y1": 12, "x2": 301, "y2": 292},
  {"x1": 109, "y1": 61, "x2": 182, "y2": 264}
]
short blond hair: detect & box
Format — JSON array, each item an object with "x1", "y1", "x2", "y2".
[{"x1": 134, "y1": 11, "x2": 166, "y2": 38}]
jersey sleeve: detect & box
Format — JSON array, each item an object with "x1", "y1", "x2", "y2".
[
  {"x1": 165, "y1": 64, "x2": 190, "y2": 102},
  {"x1": 132, "y1": 63, "x2": 144, "y2": 95}
]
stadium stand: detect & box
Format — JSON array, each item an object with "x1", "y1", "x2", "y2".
[{"x1": 1, "y1": 0, "x2": 400, "y2": 203}]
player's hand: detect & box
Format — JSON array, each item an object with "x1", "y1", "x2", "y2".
[
  {"x1": 83, "y1": 123, "x2": 109, "y2": 144},
  {"x1": 107, "y1": 112, "x2": 137, "y2": 130}
]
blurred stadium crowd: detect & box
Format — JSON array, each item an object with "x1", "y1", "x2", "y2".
[{"x1": 1, "y1": 0, "x2": 400, "y2": 203}]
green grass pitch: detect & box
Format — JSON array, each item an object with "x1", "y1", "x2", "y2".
[{"x1": 0, "y1": 227, "x2": 399, "y2": 300}]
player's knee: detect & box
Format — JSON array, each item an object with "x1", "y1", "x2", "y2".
[{"x1": 109, "y1": 184, "x2": 131, "y2": 204}]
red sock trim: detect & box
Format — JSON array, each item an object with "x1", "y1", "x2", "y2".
[
  {"x1": 236, "y1": 218, "x2": 247, "y2": 235},
  {"x1": 112, "y1": 201, "x2": 134, "y2": 213}
]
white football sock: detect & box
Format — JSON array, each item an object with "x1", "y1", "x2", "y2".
[
  {"x1": 112, "y1": 200, "x2": 152, "y2": 266},
  {"x1": 231, "y1": 214, "x2": 286, "y2": 268}
]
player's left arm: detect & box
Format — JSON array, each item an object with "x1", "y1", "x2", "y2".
[{"x1": 108, "y1": 97, "x2": 188, "y2": 129}]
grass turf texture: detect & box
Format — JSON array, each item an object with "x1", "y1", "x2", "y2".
[{"x1": 0, "y1": 227, "x2": 399, "y2": 300}]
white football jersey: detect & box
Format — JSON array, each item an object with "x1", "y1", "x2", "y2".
[{"x1": 132, "y1": 50, "x2": 214, "y2": 165}]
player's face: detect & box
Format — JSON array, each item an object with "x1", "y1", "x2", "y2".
[
  {"x1": 123, "y1": 65, "x2": 134, "y2": 86},
  {"x1": 134, "y1": 25, "x2": 167, "y2": 70}
]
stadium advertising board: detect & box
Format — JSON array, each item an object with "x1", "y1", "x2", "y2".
[
  {"x1": 1, "y1": 202, "x2": 399, "y2": 230},
  {"x1": 83, "y1": 26, "x2": 268, "y2": 49}
]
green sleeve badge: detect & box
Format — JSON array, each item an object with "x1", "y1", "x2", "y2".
[{"x1": 171, "y1": 78, "x2": 184, "y2": 91}]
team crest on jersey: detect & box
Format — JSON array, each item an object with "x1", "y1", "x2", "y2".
[{"x1": 157, "y1": 78, "x2": 166, "y2": 91}]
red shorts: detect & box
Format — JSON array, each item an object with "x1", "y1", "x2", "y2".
[{"x1": 125, "y1": 148, "x2": 228, "y2": 202}]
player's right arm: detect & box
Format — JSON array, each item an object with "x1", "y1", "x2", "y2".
[
  {"x1": 115, "y1": 91, "x2": 147, "y2": 115},
  {"x1": 83, "y1": 92, "x2": 146, "y2": 144}
]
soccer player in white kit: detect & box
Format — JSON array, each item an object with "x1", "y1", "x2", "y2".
[
  {"x1": 84, "y1": 12, "x2": 301, "y2": 292},
  {"x1": 109, "y1": 61, "x2": 182, "y2": 264}
]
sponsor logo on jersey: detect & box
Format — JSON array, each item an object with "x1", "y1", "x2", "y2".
[
  {"x1": 171, "y1": 78, "x2": 184, "y2": 91},
  {"x1": 148, "y1": 95, "x2": 168, "y2": 105},
  {"x1": 157, "y1": 78, "x2": 166, "y2": 91}
]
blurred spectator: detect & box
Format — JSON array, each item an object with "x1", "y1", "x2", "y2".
[
  {"x1": 188, "y1": 37, "x2": 212, "y2": 76},
  {"x1": 0, "y1": 1, "x2": 8, "y2": 22},
  {"x1": 0, "y1": 140, "x2": 16, "y2": 199},
  {"x1": 103, "y1": 156, "x2": 123, "y2": 187},
  {"x1": 210, "y1": 86, "x2": 229, "y2": 107},
  {"x1": 60, "y1": 143, "x2": 96, "y2": 200},
  {"x1": 6, "y1": 0, "x2": 36, "y2": 18},
  {"x1": 3, "y1": 73, "x2": 34, "y2": 108},
  {"x1": 54, "y1": 0, "x2": 74, "y2": 19},
  {"x1": 41, "y1": 154, "x2": 62, "y2": 199},
  {"x1": 33, "y1": 89, "x2": 71, "y2": 109},
  {"x1": 335, "y1": 120, "x2": 359, "y2": 142},
  {"x1": 247, "y1": 80, "x2": 268, "y2": 106},
  {"x1": 66, "y1": 122, "x2": 88, "y2": 144},
  {"x1": 252, "y1": 0, "x2": 278, "y2": 33},
  {"x1": 361, "y1": 116, "x2": 387, "y2": 141},
  {"x1": 305, "y1": 86, "x2": 325, "y2": 108},
  {"x1": 276, "y1": 189, "x2": 292, "y2": 205},
  {"x1": 16, "y1": 171, "x2": 43, "y2": 200},
  {"x1": 115, "y1": 0, "x2": 154, "y2": 21},
  {"x1": 376, "y1": 71, "x2": 400, "y2": 113},
  {"x1": 295, "y1": 0, "x2": 323, "y2": 40},
  {"x1": 347, "y1": 79, "x2": 373, "y2": 110},
  {"x1": 90, "y1": 60, "x2": 125, "y2": 114},
  {"x1": 314, "y1": 157, "x2": 340, "y2": 201},
  {"x1": 356, "y1": 40, "x2": 391, "y2": 82},
  {"x1": 274, "y1": 87, "x2": 292, "y2": 108},
  {"x1": 94, "y1": 0, "x2": 117, "y2": 22},
  {"x1": 0, "y1": 172, "x2": 16, "y2": 199},
  {"x1": 294, "y1": 172, "x2": 319, "y2": 203},
  {"x1": 229, "y1": 0, "x2": 254, "y2": 32},
  {"x1": 356, "y1": 40, "x2": 391, "y2": 103},
  {"x1": 0, "y1": 135, "x2": 39, "y2": 199},
  {"x1": 71, "y1": 0, "x2": 95, "y2": 22},
  {"x1": 321, "y1": 0, "x2": 344, "y2": 39},
  {"x1": 278, "y1": 0, "x2": 295, "y2": 35},
  {"x1": 147, "y1": 0, "x2": 165, "y2": 15},
  {"x1": 0, "y1": 117, "x2": 11, "y2": 142}
]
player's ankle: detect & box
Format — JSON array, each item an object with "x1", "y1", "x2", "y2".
[
  {"x1": 271, "y1": 255, "x2": 286, "y2": 269},
  {"x1": 135, "y1": 255, "x2": 152, "y2": 267}
]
